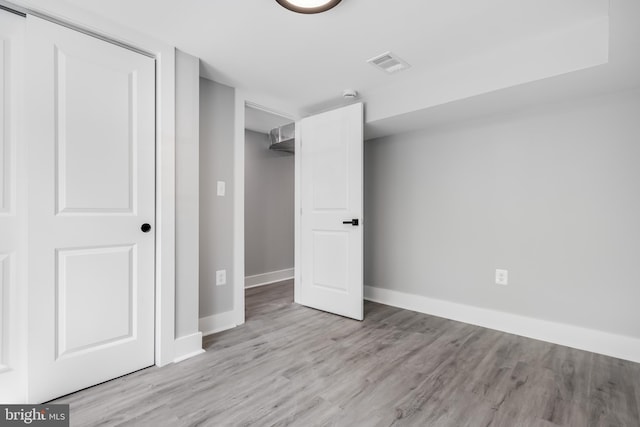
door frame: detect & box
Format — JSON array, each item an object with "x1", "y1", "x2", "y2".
[
  {"x1": 294, "y1": 120, "x2": 302, "y2": 301},
  {"x1": 2, "y1": 0, "x2": 177, "y2": 366}
]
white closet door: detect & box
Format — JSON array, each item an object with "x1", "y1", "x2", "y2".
[
  {"x1": 0, "y1": 10, "x2": 27, "y2": 404},
  {"x1": 25, "y1": 16, "x2": 156, "y2": 403},
  {"x1": 297, "y1": 103, "x2": 364, "y2": 320}
]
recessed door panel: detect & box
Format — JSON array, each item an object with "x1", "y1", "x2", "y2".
[
  {"x1": 55, "y1": 47, "x2": 135, "y2": 214},
  {"x1": 57, "y1": 246, "x2": 135, "y2": 358},
  {"x1": 311, "y1": 119, "x2": 349, "y2": 211},
  {"x1": 1, "y1": 39, "x2": 10, "y2": 215},
  {"x1": 312, "y1": 231, "x2": 348, "y2": 292}
]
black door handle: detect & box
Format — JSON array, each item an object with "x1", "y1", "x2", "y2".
[
  {"x1": 141, "y1": 223, "x2": 152, "y2": 233},
  {"x1": 342, "y1": 219, "x2": 359, "y2": 226}
]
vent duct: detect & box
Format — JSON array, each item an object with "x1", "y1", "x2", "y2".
[
  {"x1": 367, "y1": 51, "x2": 411, "y2": 74},
  {"x1": 269, "y1": 122, "x2": 295, "y2": 154}
]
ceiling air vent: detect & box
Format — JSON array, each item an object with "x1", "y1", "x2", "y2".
[{"x1": 367, "y1": 51, "x2": 411, "y2": 74}]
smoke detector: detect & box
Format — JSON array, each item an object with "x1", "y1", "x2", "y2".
[
  {"x1": 343, "y1": 89, "x2": 358, "y2": 99},
  {"x1": 367, "y1": 51, "x2": 411, "y2": 74}
]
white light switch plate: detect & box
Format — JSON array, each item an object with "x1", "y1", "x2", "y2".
[{"x1": 217, "y1": 181, "x2": 226, "y2": 196}]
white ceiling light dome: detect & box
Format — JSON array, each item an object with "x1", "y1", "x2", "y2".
[{"x1": 276, "y1": 0, "x2": 342, "y2": 14}]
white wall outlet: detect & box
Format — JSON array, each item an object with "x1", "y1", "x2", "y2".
[
  {"x1": 216, "y1": 269, "x2": 226, "y2": 286},
  {"x1": 495, "y1": 269, "x2": 508, "y2": 286},
  {"x1": 217, "y1": 181, "x2": 226, "y2": 196}
]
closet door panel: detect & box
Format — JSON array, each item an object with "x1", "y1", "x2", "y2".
[
  {"x1": 26, "y1": 15, "x2": 156, "y2": 403},
  {"x1": 0, "y1": 254, "x2": 10, "y2": 372},
  {"x1": 0, "y1": 10, "x2": 27, "y2": 404},
  {"x1": 0, "y1": 39, "x2": 7, "y2": 214}
]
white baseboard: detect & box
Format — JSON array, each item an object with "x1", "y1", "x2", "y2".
[
  {"x1": 245, "y1": 268, "x2": 294, "y2": 288},
  {"x1": 364, "y1": 285, "x2": 640, "y2": 364},
  {"x1": 199, "y1": 310, "x2": 237, "y2": 336},
  {"x1": 173, "y1": 332, "x2": 205, "y2": 363}
]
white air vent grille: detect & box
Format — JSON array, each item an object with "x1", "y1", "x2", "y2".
[{"x1": 367, "y1": 51, "x2": 411, "y2": 74}]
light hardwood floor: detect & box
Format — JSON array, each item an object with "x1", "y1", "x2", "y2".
[{"x1": 53, "y1": 280, "x2": 640, "y2": 426}]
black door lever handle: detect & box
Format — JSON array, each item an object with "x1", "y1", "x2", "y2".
[{"x1": 342, "y1": 219, "x2": 359, "y2": 226}]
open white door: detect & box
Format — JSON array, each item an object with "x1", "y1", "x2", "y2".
[
  {"x1": 25, "y1": 16, "x2": 156, "y2": 403},
  {"x1": 296, "y1": 103, "x2": 363, "y2": 320}
]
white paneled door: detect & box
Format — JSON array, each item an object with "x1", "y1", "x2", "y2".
[
  {"x1": 25, "y1": 16, "x2": 156, "y2": 402},
  {"x1": 297, "y1": 103, "x2": 364, "y2": 320},
  {"x1": 0, "y1": 10, "x2": 26, "y2": 403}
]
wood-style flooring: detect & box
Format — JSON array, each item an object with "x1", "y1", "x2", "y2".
[{"x1": 54, "y1": 280, "x2": 640, "y2": 426}]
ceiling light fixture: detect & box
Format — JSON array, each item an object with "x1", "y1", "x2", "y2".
[{"x1": 276, "y1": 0, "x2": 342, "y2": 14}]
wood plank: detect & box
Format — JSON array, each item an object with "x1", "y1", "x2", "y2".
[{"x1": 53, "y1": 280, "x2": 640, "y2": 427}]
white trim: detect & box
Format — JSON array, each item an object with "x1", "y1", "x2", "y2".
[
  {"x1": 293, "y1": 120, "x2": 302, "y2": 304},
  {"x1": 154, "y1": 46, "x2": 177, "y2": 367},
  {"x1": 6, "y1": 0, "x2": 177, "y2": 366},
  {"x1": 364, "y1": 286, "x2": 640, "y2": 364},
  {"x1": 173, "y1": 332, "x2": 204, "y2": 363},
  {"x1": 245, "y1": 268, "x2": 294, "y2": 288},
  {"x1": 245, "y1": 101, "x2": 296, "y2": 122},
  {"x1": 233, "y1": 92, "x2": 246, "y2": 327},
  {"x1": 199, "y1": 311, "x2": 237, "y2": 337}
]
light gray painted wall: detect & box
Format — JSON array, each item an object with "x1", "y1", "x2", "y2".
[
  {"x1": 244, "y1": 129, "x2": 294, "y2": 279},
  {"x1": 365, "y1": 89, "x2": 640, "y2": 339},
  {"x1": 199, "y1": 78, "x2": 235, "y2": 317},
  {"x1": 175, "y1": 50, "x2": 200, "y2": 338}
]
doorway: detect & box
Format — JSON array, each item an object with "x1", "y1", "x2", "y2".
[{"x1": 244, "y1": 105, "x2": 295, "y2": 319}]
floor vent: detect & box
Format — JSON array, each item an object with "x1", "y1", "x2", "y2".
[{"x1": 367, "y1": 51, "x2": 411, "y2": 74}]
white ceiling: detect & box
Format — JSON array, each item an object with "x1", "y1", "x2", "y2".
[
  {"x1": 12, "y1": 0, "x2": 640, "y2": 138},
  {"x1": 365, "y1": 0, "x2": 640, "y2": 139}
]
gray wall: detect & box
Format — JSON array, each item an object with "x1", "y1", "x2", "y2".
[
  {"x1": 175, "y1": 50, "x2": 200, "y2": 338},
  {"x1": 365, "y1": 89, "x2": 640, "y2": 339},
  {"x1": 199, "y1": 78, "x2": 235, "y2": 317},
  {"x1": 244, "y1": 130, "x2": 294, "y2": 279}
]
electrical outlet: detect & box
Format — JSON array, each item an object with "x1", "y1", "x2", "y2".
[
  {"x1": 495, "y1": 269, "x2": 508, "y2": 286},
  {"x1": 216, "y1": 269, "x2": 226, "y2": 286}
]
